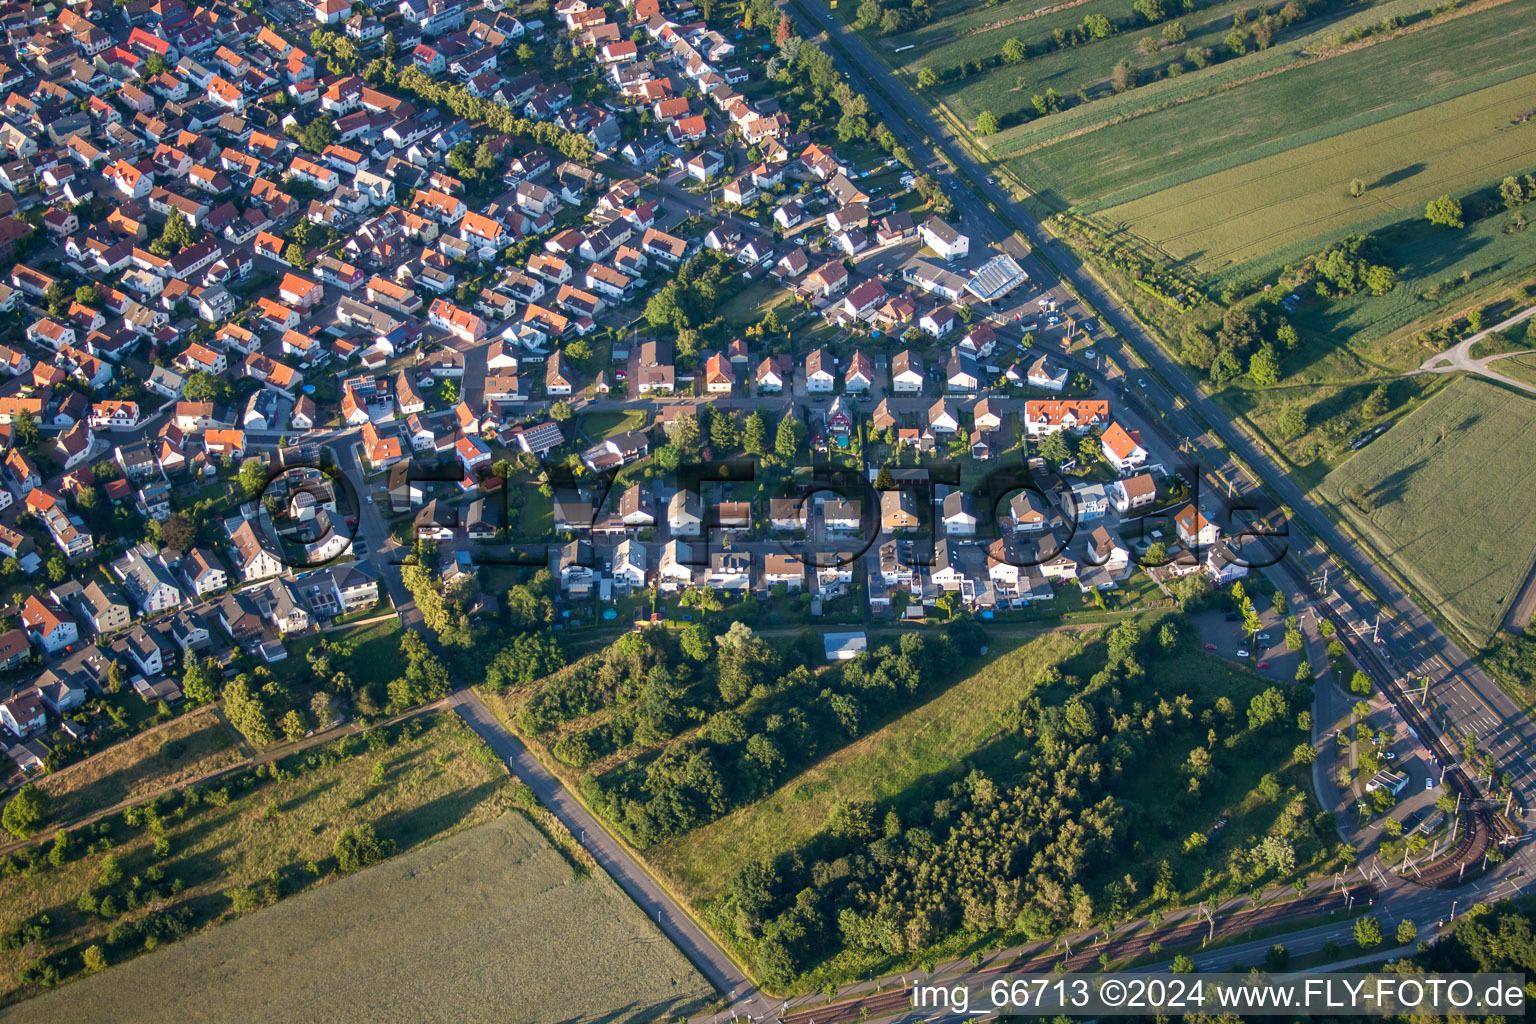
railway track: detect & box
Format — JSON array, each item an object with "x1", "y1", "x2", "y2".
[{"x1": 779, "y1": 886, "x2": 1375, "y2": 1024}]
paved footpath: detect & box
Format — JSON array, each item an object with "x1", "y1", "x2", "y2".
[{"x1": 449, "y1": 689, "x2": 768, "y2": 1020}]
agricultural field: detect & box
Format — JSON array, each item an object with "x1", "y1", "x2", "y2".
[
  {"x1": 649, "y1": 630, "x2": 1084, "y2": 902},
  {"x1": 1320, "y1": 377, "x2": 1536, "y2": 646},
  {"x1": 1497, "y1": 353, "x2": 1536, "y2": 391},
  {"x1": 1099, "y1": 72, "x2": 1536, "y2": 278},
  {"x1": 33, "y1": 708, "x2": 242, "y2": 828},
  {"x1": 991, "y1": 0, "x2": 1536, "y2": 210},
  {"x1": 0, "y1": 714, "x2": 509, "y2": 1004},
  {"x1": 2, "y1": 812, "x2": 712, "y2": 1024}
]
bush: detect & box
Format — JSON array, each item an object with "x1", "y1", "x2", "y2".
[{"x1": 333, "y1": 823, "x2": 396, "y2": 873}]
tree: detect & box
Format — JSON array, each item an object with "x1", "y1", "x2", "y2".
[
  {"x1": 1248, "y1": 343, "x2": 1280, "y2": 387},
  {"x1": 161, "y1": 514, "x2": 195, "y2": 553},
  {"x1": 1499, "y1": 176, "x2": 1527, "y2": 209},
  {"x1": 160, "y1": 211, "x2": 193, "y2": 252},
  {"x1": 2, "y1": 785, "x2": 47, "y2": 838},
  {"x1": 1396, "y1": 918, "x2": 1416, "y2": 945},
  {"x1": 1364, "y1": 264, "x2": 1395, "y2": 294},
  {"x1": 1350, "y1": 670, "x2": 1372, "y2": 697},
  {"x1": 1362, "y1": 384, "x2": 1390, "y2": 418},
  {"x1": 775, "y1": 417, "x2": 805, "y2": 461},
  {"x1": 1171, "y1": 954, "x2": 1197, "y2": 973},
  {"x1": 1110, "y1": 60, "x2": 1138, "y2": 93},
  {"x1": 917, "y1": 67, "x2": 938, "y2": 88},
  {"x1": 548, "y1": 399, "x2": 573, "y2": 422},
  {"x1": 1293, "y1": 742, "x2": 1317, "y2": 764},
  {"x1": 311, "y1": 691, "x2": 337, "y2": 729},
  {"x1": 665, "y1": 413, "x2": 700, "y2": 451},
  {"x1": 182, "y1": 658, "x2": 218, "y2": 705},
  {"x1": 333, "y1": 823, "x2": 396, "y2": 872},
  {"x1": 975, "y1": 111, "x2": 999, "y2": 136},
  {"x1": 144, "y1": 52, "x2": 168, "y2": 76},
  {"x1": 1039, "y1": 429, "x2": 1071, "y2": 464},
  {"x1": 1264, "y1": 943, "x2": 1290, "y2": 971},
  {"x1": 82, "y1": 945, "x2": 107, "y2": 973},
  {"x1": 1133, "y1": 0, "x2": 1166, "y2": 20},
  {"x1": 743, "y1": 411, "x2": 770, "y2": 457},
  {"x1": 1002, "y1": 37, "x2": 1027, "y2": 63},
  {"x1": 1350, "y1": 178, "x2": 1366, "y2": 198},
  {"x1": 1425, "y1": 193, "x2": 1463, "y2": 229},
  {"x1": 281, "y1": 710, "x2": 307, "y2": 742},
  {"x1": 284, "y1": 242, "x2": 310, "y2": 269},
  {"x1": 75, "y1": 284, "x2": 100, "y2": 306},
  {"x1": 1162, "y1": 19, "x2": 1186, "y2": 42},
  {"x1": 238, "y1": 457, "x2": 269, "y2": 498},
  {"x1": 46, "y1": 555, "x2": 67, "y2": 583},
  {"x1": 1353, "y1": 915, "x2": 1383, "y2": 949},
  {"x1": 1083, "y1": 13, "x2": 1114, "y2": 38},
  {"x1": 1277, "y1": 405, "x2": 1307, "y2": 440}
]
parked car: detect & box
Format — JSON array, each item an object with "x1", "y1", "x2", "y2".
[{"x1": 1236, "y1": 648, "x2": 1249, "y2": 658}]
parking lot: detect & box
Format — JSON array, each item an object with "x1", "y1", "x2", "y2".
[{"x1": 1190, "y1": 602, "x2": 1301, "y2": 683}]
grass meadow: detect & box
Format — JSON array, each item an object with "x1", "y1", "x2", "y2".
[
  {"x1": 3, "y1": 812, "x2": 713, "y2": 1024},
  {"x1": 0, "y1": 714, "x2": 510, "y2": 1005},
  {"x1": 1320, "y1": 377, "x2": 1536, "y2": 646},
  {"x1": 1098, "y1": 73, "x2": 1536, "y2": 277},
  {"x1": 33, "y1": 708, "x2": 242, "y2": 828},
  {"x1": 649, "y1": 631, "x2": 1085, "y2": 902}
]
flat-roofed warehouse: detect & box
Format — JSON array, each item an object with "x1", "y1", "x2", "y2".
[{"x1": 966, "y1": 254, "x2": 1029, "y2": 302}]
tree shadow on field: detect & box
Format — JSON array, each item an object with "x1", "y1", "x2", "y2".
[
  {"x1": 1363, "y1": 456, "x2": 1429, "y2": 514},
  {"x1": 372, "y1": 779, "x2": 503, "y2": 850},
  {"x1": 555, "y1": 994, "x2": 715, "y2": 1024},
  {"x1": 1370, "y1": 163, "x2": 1426, "y2": 190}
]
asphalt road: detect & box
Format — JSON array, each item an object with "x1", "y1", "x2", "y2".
[{"x1": 450, "y1": 689, "x2": 765, "y2": 1018}]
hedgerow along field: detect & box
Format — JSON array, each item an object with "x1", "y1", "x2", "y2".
[
  {"x1": 1098, "y1": 72, "x2": 1536, "y2": 278},
  {"x1": 3, "y1": 813, "x2": 713, "y2": 1024},
  {"x1": 911, "y1": 0, "x2": 1330, "y2": 129},
  {"x1": 1321, "y1": 377, "x2": 1536, "y2": 647},
  {"x1": 0, "y1": 714, "x2": 510, "y2": 1005},
  {"x1": 990, "y1": 0, "x2": 1536, "y2": 209}
]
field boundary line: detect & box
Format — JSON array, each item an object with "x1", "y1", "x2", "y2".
[{"x1": 986, "y1": 0, "x2": 1520, "y2": 161}]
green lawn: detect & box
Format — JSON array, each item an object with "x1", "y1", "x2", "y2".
[
  {"x1": 1320, "y1": 376, "x2": 1536, "y2": 646},
  {"x1": 580, "y1": 408, "x2": 647, "y2": 441}
]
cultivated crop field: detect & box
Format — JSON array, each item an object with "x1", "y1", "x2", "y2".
[
  {"x1": 34, "y1": 707, "x2": 241, "y2": 826},
  {"x1": 992, "y1": 0, "x2": 1536, "y2": 210},
  {"x1": 650, "y1": 630, "x2": 1083, "y2": 902},
  {"x1": 927, "y1": 0, "x2": 1296, "y2": 127},
  {"x1": 0, "y1": 714, "x2": 509, "y2": 1003},
  {"x1": 1099, "y1": 73, "x2": 1536, "y2": 277},
  {"x1": 3, "y1": 813, "x2": 713, "y2": 1024},
  {"x1": 1321, "y1": 377, "x2": 1536, "y2": 646}
]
